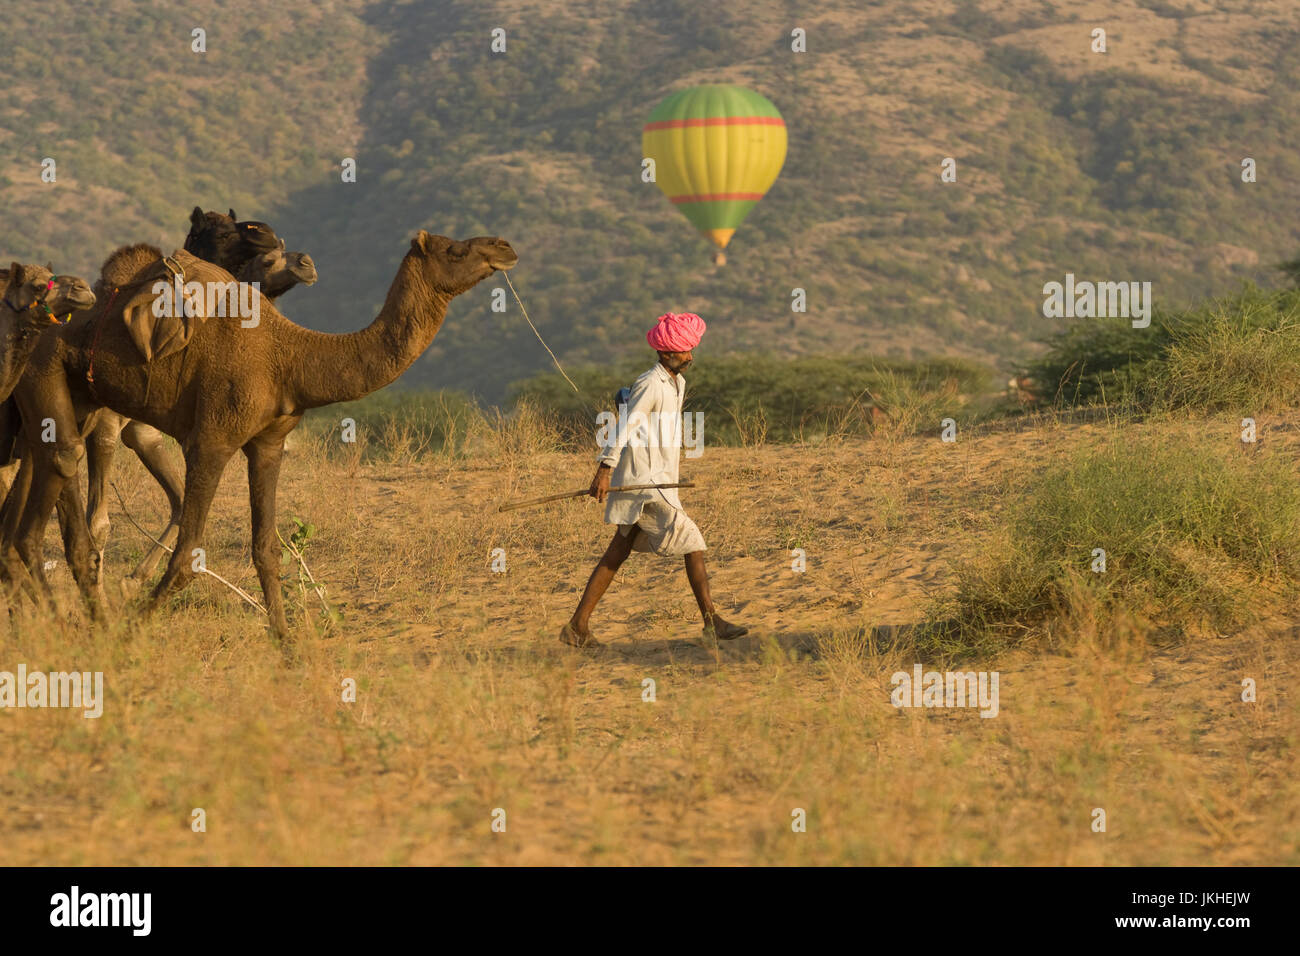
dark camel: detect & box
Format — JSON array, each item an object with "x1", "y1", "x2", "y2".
[
  {"x1": 184, "y1": 207, "x2": 278, "y2": 270},
  {"x1": 8, "y1": 231, "x2": 516, "y2": 635}
]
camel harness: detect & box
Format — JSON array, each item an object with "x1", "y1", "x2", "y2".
[
  {"x1": 3, "y1": 277, "x2": 66, "y2": 325},
  {"x1": 86, "y1": 254, "x2": 189, "y2": 404}
]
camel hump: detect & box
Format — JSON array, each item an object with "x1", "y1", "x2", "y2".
[
  {"x1": 100, "y1": 245, "x2": 223, "y2": 291},
  {"x1": 170, "y1": 249, "x2": 234, "y2": 283},
  {"x1": 100, "y1": 243, "x2": 165, "y2": 288}
]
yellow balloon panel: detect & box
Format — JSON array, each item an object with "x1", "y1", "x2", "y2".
[{"x1": 644, "y1": 123, "x2": 787, "y2": 202}]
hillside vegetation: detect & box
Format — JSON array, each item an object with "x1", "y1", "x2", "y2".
[{"x1": 3, "y1": 0, "x2": 1300, "y2": 402}]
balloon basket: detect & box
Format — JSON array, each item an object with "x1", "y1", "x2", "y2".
[{"x1": 712, "y1": 250, "x2": 726, "y2": 267}]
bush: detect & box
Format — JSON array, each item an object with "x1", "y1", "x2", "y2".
[
  {"x1": 1028, "y1": 287, "x2": 1300, "y2": 412},
  {"x1": 299, "y1": 389, "x2": 484, "y2": 462},
  {"x1": 926, "y1": 430, "x2": 1300, "y2": 653},
  {"x1": 1152, "y1": 303, "x2": 1300, "y2": 414},
  {"x1": 509, "y1": 352, "x2": 995, "y2": 445}
]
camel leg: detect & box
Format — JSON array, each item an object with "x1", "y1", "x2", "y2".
[
  {"x1": 142, "y1": 441, "x2": 236, "y2": 616},
  {"x1": 245, "y1": 436, "x2": 289, "y2": 638},
  {"x1": 85, "y1": 411, "x2": 126, "y2": 584},
  {"x1": 0, "y1": 398, "x2": 20, "y2": 499},
  {"x1": 121, "y1": 420, "x2": 184, "y2": 582},
  {"x1": 0, "y1": 450, "x2": 40, "y2": 606},
  {"x1": 13, "y1": 442, "x2": 85, "y2": 613},
  {"x1": 13, "y1": 419, "x2": 101, "y2": 618},
  {"x1": 54, "y1": 477, "x2": 108, "y2": 619},
  {"x1": 0, "y1": 400, "x2": 24, "y2": 595},
  {"x1": 11, "y1": 374, "x2": 80, "y2": 604}
]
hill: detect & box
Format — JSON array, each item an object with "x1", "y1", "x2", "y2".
[{"x1": 3, "y1": 0, "x2": 1300, "y2": 401}]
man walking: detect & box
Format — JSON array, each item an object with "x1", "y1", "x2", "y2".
[{"x1": 559, "y1": 311, "x2": 748, "y2": 648}]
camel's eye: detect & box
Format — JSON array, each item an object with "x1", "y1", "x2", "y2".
[{"x1": 448, "y1": 243, "x2": 468, "y2": 259}]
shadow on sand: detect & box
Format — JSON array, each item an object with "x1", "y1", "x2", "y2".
[{"x1": 450, "y1": 620, "x2": 962, "y2": 668}]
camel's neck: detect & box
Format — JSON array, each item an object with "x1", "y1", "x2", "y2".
[
  {"x1": 290, "y1": 258, "x2": 453, "y2": 409},
  {"x1": 0, "y1": 310, "x2": 44, "y2": 400}
]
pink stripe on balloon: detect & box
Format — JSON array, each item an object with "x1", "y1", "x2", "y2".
[
  {"x1": 670, "y1": 193, "x2": 763, "y2": 203},
  {"x1": 643, "y1": 117, "x2": 786, "y2": 131}
]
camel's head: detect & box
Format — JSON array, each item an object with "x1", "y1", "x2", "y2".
[
  {"x1": 407, "y1": 231, "x2": 517, "y2": 296},
  {"x1": 185, "y1": 206, "x2": 281, "y2": 274},
  {"x1": 1, "y1": 263, "x2": 97, "y2": 328},
  {"x1": 239, "y1": 239, "x2": 319, "y2": 301}
]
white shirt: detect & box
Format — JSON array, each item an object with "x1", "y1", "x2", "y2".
[{"x1": 597, "y1": 362, "x2": 686, "y2": 524}]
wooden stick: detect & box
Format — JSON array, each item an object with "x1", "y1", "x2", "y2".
[{"x1": 498, "y1": 482, "x2": 695, "y2": 513}]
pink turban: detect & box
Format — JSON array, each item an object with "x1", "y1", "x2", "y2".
[{"x1": 646, "y1": 311, "x2": 706, "y2": 352}]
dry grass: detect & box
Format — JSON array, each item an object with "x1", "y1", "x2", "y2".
[{"x1": 0, "y1": 409, "x2": 1297, "y2": 864}]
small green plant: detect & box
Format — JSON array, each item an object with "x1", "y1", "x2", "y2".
[
  {"x1": 280, "y1": 516, "x2": 339, "y2": 627},
  {"x1": 287, "y1": 516, "x2": 316, "y2": 556}
]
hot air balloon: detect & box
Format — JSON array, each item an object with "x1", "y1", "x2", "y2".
[{"x1": 642, "y1": 84, "x2": 787, "y2": 265}]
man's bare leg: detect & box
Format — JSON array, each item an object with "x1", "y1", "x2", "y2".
[
  {"x1": 686, "y1": 550, "x2": 748, "y2": 640},
  {"x1": 684, "y1": 550, "x2": 715, "y2": 619},
  {"x1": 566, "y1": 528, "x2": 637, "y2": 642}
]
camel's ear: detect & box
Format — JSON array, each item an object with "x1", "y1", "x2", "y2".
[
  {"x1": 7, "y1": 263, "x2": 24, "y2": 290},
  {"x1": 44, "y1": 261, "x2": 53, "y2": 273},
  {"x1": 411, "y1": 230, "x2": 432, "y2": 254},
  {"x1": 190, "y1": 206, "x2": 205, "y2": 226},
  {"x1": 278, "y1": 237, "x2": 286, "y2": 250},
  {"x1": 228, "y1": 208, "x2": 238, "y2": 220}
]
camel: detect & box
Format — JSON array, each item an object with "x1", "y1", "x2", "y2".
[
  {"x1": 0, "y1": 265, "x2": 97, "y2": 491},
  {"x1": 184, "y1": 207, "x2": 279, "y2": 270},
  {"x1": 0, "y1": 211, "x2": 295, "y2": 607},
  {"x1": 7, "y1": 231, "x2": 516, "y2": 636},
  {"x1": 0, "y1": 265, "x2": 97, "y2": 403},
  {"x1": 84, "y1": 239, "x2": 318, "y2": 582},
  {"x1": 75, "y1": 208, "x2": 285, "y2": 541},
  {"x1": 0, "y1": 265, "x2": 97, "y2": 602}
]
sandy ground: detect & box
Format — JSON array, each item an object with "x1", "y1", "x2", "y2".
[{"x1": 0, "y1": 413, "x2": 1296, "y2": 864}]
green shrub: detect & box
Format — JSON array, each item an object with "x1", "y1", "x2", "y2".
[
  {"x1": 927, "y1": 430, "x2": 1300, "y2": 652},
  {"x1": 299, "y1": 389, "x2": 483, "y2": 461},
  {"x1": 509, "y1": 352, "x2": 995, "y2": 444},
  {"x1": 1028, "y1": 287, "x2": 1300, "y2": 412}
]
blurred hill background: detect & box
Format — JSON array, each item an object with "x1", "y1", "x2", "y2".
[{"x1": 2, "y1": 0, "x2": 1298, "y2": 403}]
